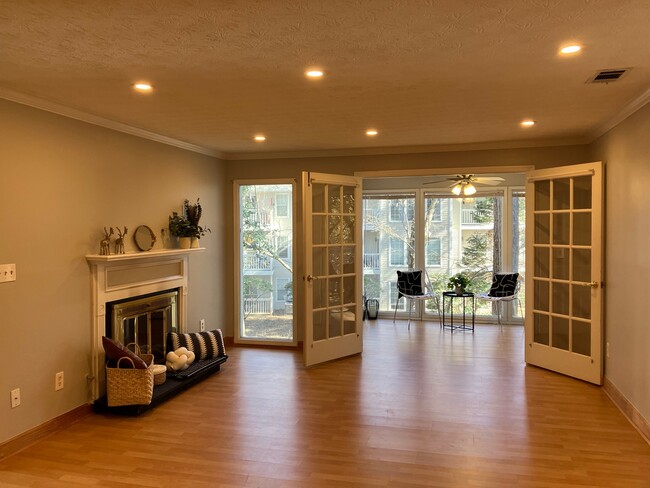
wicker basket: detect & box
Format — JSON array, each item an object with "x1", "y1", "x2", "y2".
[
  {"x1": 152, "y1": 364, "x2": 167, "y2": 385},
  {"x1": 106, "y1": 345, "x2": 154, "y2": 407}
]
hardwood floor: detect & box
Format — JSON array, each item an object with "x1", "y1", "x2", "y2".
[{"x1": 1, "y1": 321, "x2": 649, "y2": 487}]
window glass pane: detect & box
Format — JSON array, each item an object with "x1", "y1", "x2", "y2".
[
  {"x1": 512, "y1": 191, "x2": 526, "y2": 317},
  {"x1": 534, "y1": 313, "x2": 549, "y2": 345},
  {"x1": 573, "y1": 212, "x2": 591, "y2": 246},
  {"x1": 553, "y1": 213, "x2": 570, "y2": 245},
  {"x1": 552, "y1": 316, "x2": 570, "y2": 350},
  {"x1": 572, "y1": 320, "x2": 591, "y2": 356},
  {"x1": 239, "y1": 184, "x2": 293, "y2": 341},
  {"x1": 573, "y1": 176, "x2": 592, "y2": 210},
  {"x1": 275, "y1": 193, "x2": 289, "y2": 217},
  {"x1": 535, "y1": 180, "x2": 550, "y2": 211},
  {"x1": 553, "y1": 179, "x2": 571, "y2": 210}
]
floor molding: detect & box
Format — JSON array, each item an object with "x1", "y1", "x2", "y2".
[
  {"x1": 604, "y1": 377, "x2": 650, "y2": 444},
  {"x1": 0, "y1": 404, "x2": 92, "y2": 461}
]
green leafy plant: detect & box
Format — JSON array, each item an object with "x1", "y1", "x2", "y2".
[
  {"x1": 168, "y1": 212, "x2": 194, "y2": 238},
  {"x1": 447, "y1": 272, "x2": 472, "y2": 291},
  {"x1": 184, "y1": 198, "x2": 211, "y2": 238}
]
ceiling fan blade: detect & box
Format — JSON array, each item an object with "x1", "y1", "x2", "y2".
[
  {"x1": 473, "y1": 177, "x2": 505, "y2": 185},
  {"x1": 422, "y1": 177, "x2": 458, "y2": 186}
]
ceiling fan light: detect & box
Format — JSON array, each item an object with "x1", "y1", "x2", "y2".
[
  {"x1": 464, "y1": 183, "x2": 477, "y2": 196},
  {"x1": 452, "y1": 183, "x2": 463, "y2": 195}
]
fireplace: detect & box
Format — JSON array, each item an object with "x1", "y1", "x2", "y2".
[
  {"x1": 86, "y1": 248, "x2": 203, "y2": 400},
  {"x1": 106, "y1": 289, "x2": 179, "y2": 364}
]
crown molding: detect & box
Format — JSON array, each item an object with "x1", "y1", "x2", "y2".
[
  {"x1": 222, "y1": 136, "x2": 588, "y2": 161},
  {"x1": 0, "y1": 87, "x2": 223, "y2": 159},
  {"x1": 588, "y1": 87, "x2": 650, "y2": 142}
]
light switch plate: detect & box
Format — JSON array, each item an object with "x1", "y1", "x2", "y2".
[{"x1": 0, "y1": 264, "x2": 16, "y2": 283}]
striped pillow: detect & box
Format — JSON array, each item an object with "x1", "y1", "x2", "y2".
[{"x1": 167, "y1": 329, "x2": 226, "y2": 360}]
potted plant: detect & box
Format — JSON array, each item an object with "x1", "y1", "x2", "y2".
[
  {"x1": 183, "y1": 198, "x2": 211, "y2": 246},
  {"x1": 448, "y1": 272, "x2": 472, "y2": 296},
  {"x1": 168, "y1": 212, "x2": 194, "y2": 248}
]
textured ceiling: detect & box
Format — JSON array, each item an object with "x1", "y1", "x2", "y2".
[{"x1": 1, "y1": 0, "x2": 649, "y2": 157}]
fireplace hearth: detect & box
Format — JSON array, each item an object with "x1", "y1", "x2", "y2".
[{"x1": 86, "y1": 248, "x2": 203, "y2": 400}]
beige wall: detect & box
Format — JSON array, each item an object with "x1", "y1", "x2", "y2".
[
  {"x1": 225, "y1": 144, "x2": 591, "y2": 342},
  {"x1": 0, "y1": 99, "x2": 226, "y2": 444},
  {"x1": 5, "y1": 91, "x2": 649, "y2": 447},
  {"x1": 589, "y1": 101, "x2": 650, "y2": 423}
]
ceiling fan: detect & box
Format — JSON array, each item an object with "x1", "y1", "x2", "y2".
[{"x1": 423, "y1": 174, "x2": 505, "y2": 196}]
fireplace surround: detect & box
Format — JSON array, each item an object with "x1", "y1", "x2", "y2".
[{"x1": 86, "y1": 248, "x2": 203, "y2": 400}]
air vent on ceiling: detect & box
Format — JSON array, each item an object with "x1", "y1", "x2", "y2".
[{"x1": 587, "y1": 68, "x2": 631, "y2": 84}]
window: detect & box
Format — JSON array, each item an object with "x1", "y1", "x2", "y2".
[
  {"x1": 389, "y1": 282, "x2": 406, "y2": 311},
  {"x1": 276, "y1": 235, "x2": 290, "y2": 259},
  {"x1": 389, "y1": 237, "x2": 406, "y2": 266},
  {"x1": 275, "y1": 193, "x2": 290, "y2": 217},
  {"x1": 276, "y1": 277, "x2": 290, "y2": 302},
  {"x1": 389, "y1": 200, "x2": 414, "y2": 222},
  {"x1": 425, "y1": 238, "x2": 441, "y2": 266}
]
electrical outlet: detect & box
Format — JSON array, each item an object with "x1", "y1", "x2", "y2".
[
  {"x1": 0, "y1": 263, "x2": 16, "y2": 283},
  {"x1": 10, "y1": 388, "x2": 20, "y2": 408},
  {"x1": 55, "y1": 371, "x2": 64, "y2": 391},
  {"x1": 200, "y1": 319, "x2": 205, "y2": 332}
]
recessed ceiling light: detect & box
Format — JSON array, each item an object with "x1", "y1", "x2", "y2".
[
  {"x1": 560, "y1": 45, "x2": 582, "y2": 54},
  {"x1": 305, "y1": 70, "x2": 324, "y2": 78},
  {"x1": 254, "y1": 135, "x2": 266, "y2": 142},
  {"x1": 520, "y1": 120, "x2": 535, "y2": 127},
  {"x1": 366, "y1": 129, "x2": 378, "y2": 136},
  {"x1": 133, "y1": 82, "x2": 153, "y2": 92}
]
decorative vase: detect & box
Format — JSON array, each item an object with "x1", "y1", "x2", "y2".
[
  {"x1": 179, "y1": 237, "x2": 191, "y2": 249},
  {"x1": 191, "y1": 237, "x2": 199, "y2": 248},
  {"x1": 454, "y1": 286, "x2": 465, "y2": 296}
]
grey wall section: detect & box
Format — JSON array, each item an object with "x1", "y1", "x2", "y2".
[
  {"x1": 590, "y1": 101, "x2": 650, "y2": 425},
  {"x1": 225, "y1": 144, "x2": 591, "y2": 343},
  {"x1": 0, "y1": 99, "x2": 226, "y2": 444}
]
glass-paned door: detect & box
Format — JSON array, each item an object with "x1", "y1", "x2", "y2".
[
  {"x1": 525, "y1": 162, "x2": 603, "y2": 385},
  {"x1": 304, "y1": 172, "x2": 362, "y2": 367},
  {"x1": 235, "y1": 182, "x2": 294, "y2": 344}
]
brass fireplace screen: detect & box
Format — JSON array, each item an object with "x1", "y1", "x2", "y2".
[{"x1": 106, "y1": 289, "x2": 179, "y2": 364}]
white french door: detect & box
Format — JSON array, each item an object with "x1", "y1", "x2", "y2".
[
  {"x1": 525, "y1": 162, "x2": 604, "y2": 384},
  {"x1": 303, "y1": 172, "x2": 363, "y2": 367}
]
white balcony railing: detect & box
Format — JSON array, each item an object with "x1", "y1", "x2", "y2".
[
  {"x1": 244, "y1": 297, "x2": 272, "y2": 314},
  {"x1": 363, "y1": 253, "x2": 380, "y2": 269},
  {"x1": 243, "y1": 253, "x2": 272, "y2": 271},
  {"x1": 461, "y1": 209, "x2": 480, "y2": 225}
]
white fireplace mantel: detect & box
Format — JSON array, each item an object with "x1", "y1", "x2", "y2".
[{"x1": 86, "y1": 248, "x2": 204, "y2": 400}]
